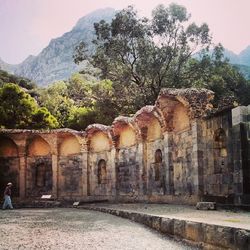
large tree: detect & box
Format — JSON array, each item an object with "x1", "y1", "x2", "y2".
[
  {"x1": 0, "y1": 83, "x2": 58, "y2": 129},
  {"x1": 74, "y1": 4, "x2": 211, "y2": 111}
]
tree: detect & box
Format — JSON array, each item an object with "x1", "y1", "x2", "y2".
[
  {"x1": 75, "y1": 4, "x2": 211, "y2": 112},
  {"x1": 186, "y1": 45, "x2": 250, "y2": 110},
  {"x1": 31, "y1": 107, "x2": 59, "y2": 129},
  {"x1": 0, "y1": 83, "x2": 58, "y2": 129},
  {"x1": 0, "y1": 83, "x2": 38, "y2": 128},
  {"x1": 37, "y1": 81, "x2": 75, "y2": 127}
]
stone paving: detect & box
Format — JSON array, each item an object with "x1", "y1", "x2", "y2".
[
  {"x1": 81, "y1": 203, "x2": 250, "y2": 230},
  {"x1": 0, "y1": 208, "x2": 197, "y2": 250}
]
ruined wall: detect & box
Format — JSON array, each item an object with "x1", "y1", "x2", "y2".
[
  {"x1": 1, "y1": 88, "x2": 249, "y2": 205},
  {"x1": 58, "y1": 135, "x2": 84, "y2": 198},
  {"x1": 87, "y1": 130, "x2": 114, "y2": 197},
  {"x1": 231, "y1": 106, "x2": 250, "y2": 204},
  {"x1": 199, "y1": 112, "x2": 234, "y2": 203},
  {"x1": 26, "y1": 136, "x2": 52, "y2": 197},
  {"x1": 113, "y1": 123, "x2": 143, "y2": 199}
]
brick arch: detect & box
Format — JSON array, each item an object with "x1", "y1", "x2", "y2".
[
  {"x1": 112, "y1": 117, "x2": 139, "y2": 148},
  {"x1": 134, "y1": 106, "x2": 164, "y2": 141},
  {"x1": 156, "y1": 95, "x2": 190, "y2": 132},
  {"x1": 172, "y1": 103, "x2": 190, "y2": 132},
  {"x1": 86, "y1": 124, "x2": 112, "y2": 152},
  {"x1": 59, "y1": 134, "x2": 81, "y2": 156},
  {"x1": 27, "y1": 135, "x2": 51, "y2": 156},
  {"x1": 0, "y1": 136, "x2": 18, "y2": 157}
]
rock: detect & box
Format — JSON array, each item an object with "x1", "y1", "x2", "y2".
[{"x1": 196, "y1": 202, "x2": 216, "y2": 210}]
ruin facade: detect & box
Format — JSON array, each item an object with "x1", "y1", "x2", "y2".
[{"x1": 0, "y1": 88, "x2": 249, "y2": 205}]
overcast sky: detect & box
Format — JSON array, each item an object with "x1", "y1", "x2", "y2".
[{"x1": 1, "y1": 0, "x2": 250, "y2": 64}]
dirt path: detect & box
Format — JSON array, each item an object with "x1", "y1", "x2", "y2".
[{"x1": 0, "y1": 208, "x2": 197, "y2": 250}]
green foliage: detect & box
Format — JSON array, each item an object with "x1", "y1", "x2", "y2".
[
  {"x1": 188, "y1": 45, "x2": 250, "y2": 109},
  {"x1": 66, "y1": 106, "x2": 97, "y2": 130},
  {"x1": 0, "y1": 69, "x2": 36, "y2": 90},
  {"x1": 75, "y1": 4, "x2": 211, "y2": 112},
  {"x1": 37, "y1": 81, "x2": 74, "y2": 127},
  {"x1": 0, "y1": 83, "x2": 58, "y2": 129},
  {"x1": 31, "y1": 107, "x2": 59, "y2": 129},
  {"x1": 74, "y1": 4, "x2": 250, "y2": 113},
  {"x1": 0, "y1": 83, "x2": 37, "y2": 128}
]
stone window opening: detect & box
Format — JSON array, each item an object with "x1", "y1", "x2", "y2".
[
  {"x1": 154, "y1": 149, "x2": 162, "y2": 181},
  {"x1": 97, "y1": 159, "x2": 107, "y2": 185}
]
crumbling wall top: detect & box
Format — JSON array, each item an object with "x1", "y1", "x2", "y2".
[{"x1": 156, "y1": 88, "x2": 214, "y2": 119}]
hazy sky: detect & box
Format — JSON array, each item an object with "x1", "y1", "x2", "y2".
[{"x1": 1, "y1": 0, "x2": 250, "y2": 64}]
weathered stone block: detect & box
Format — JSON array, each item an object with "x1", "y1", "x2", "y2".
[
  {"x1": 185, "y1": 221, "x2": 203, "y2": 242},
  {"x1": 196, "y1": 202, "x2": 216, "y2": 210},
  {"x1": 174, "y1": 219, "x2": 185, "y2": 238},
  {"x1": 160, "y1": 218, "x2": 174, "y2": 235},
  {"x1": 151, "y1": 216, "x2": 161, "y2": 230},
  {"x1": 204, "y1": 225, "x2": 234, "y2": 248},
  {"x1": 234, "y1": 229, "x2": 250, "y2": 250}
]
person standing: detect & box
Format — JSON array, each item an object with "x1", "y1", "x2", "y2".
[{"x1": 2, "y1": 182, "x2": 13, "y2": 210}]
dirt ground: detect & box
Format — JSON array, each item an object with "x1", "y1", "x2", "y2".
[{"x1": 0, "y1": 208, "x2": 197, "y2": 250}]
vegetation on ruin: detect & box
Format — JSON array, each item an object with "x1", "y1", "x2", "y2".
[{"x1": 0, "y1": 3, "x2": 250, "y2": 130}]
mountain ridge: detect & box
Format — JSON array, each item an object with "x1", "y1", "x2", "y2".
[
  {"x1": 0, "y1": 8, "x2": 250, "y2": 84},
  {"x1": 0, "y1": 8, "x2": 116, "y2": 86}
]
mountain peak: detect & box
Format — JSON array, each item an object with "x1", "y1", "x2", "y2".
[
  {"x1": 74, "y1": 8, "x2": 116, "y2": 30},
  {"x1": 10, "y1": 8, "x2": 116, "y2": 86}
]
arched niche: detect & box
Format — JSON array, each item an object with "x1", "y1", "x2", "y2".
[
  {"x1": 118, "y1": 125, "x2": 136, "y2": 148},
  {"x1": 134, "y1": 106, "x2": 163, "y2": 142},
  {"x1": 154, "y1": 149, "x2": 162, "y2": 181},
  {"x1": 97, "y1": 159, "x2": 107, "y2": 184},
  {"x1": 172, "y1": 103, "x2": 190, "y2": 132},
  {"x1": 0, "y1": 136, "x2": 19, "y2": 197},
  {"x1": 0, "y1": 137, "x2": 18, "y2": 157},
  {"x1": 89, "y1": 132, "x2": 111, "y2": 152},
  {"x1": 59, "y1": 135, "x2": 81, "y2": 156},
  {"x1": 147, "y1": 117, "x2": 162, "y2": 141},
  {"x1": 28, "y1": 136, "x2": 51, "y2": 156},
  {"x1": 214, "y1": 128, "x2": 227, "y2": 174}
]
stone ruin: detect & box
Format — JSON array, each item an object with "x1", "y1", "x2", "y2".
[{"x1": 0, "y1": 88, "x2": 249, "y2": 205}]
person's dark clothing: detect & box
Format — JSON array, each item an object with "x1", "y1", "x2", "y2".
[{"x1": 4, "y1": 186, "x2": 11, "y2": 196}]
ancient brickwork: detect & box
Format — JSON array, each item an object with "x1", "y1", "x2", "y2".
[{"x1": 0, "y1": 88, "x2": 249, "y2": 205}]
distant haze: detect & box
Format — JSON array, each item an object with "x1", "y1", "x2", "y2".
[{"x1": 0, "y1": 0, "x2": 250, "y2": 64}]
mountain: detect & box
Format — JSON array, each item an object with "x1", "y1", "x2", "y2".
[
  {"x1": 1, "y1": 8, "x2": 250, "y2": 84},
  {"x1": 0, "y1": 58, "x2": 16, "y2": 73},
  {"x1": 1, "y1": 8, "x2": 116, "y2": 86},
  {"x1": 238, "y1": 45, "x2": 250, "y2": 66},
  {"x1": 223, "y1": 47, "x2": 250, "y2": 79}
]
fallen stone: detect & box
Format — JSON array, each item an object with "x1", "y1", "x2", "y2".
[{"x1": 196, "y1": 202, "x2": 216, "y2": 210}]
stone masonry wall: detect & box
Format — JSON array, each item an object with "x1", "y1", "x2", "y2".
[{"x1": 0, "y1": 89, "x2": 249, "y2": 205}]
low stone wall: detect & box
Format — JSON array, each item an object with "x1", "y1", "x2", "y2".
[{"x1": 82, "y1": 206, "x2": 250, "y2": 250}]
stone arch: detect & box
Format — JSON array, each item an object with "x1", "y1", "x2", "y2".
[
  {"x1": 112, "y1": 117, "x2": 138, "y2": 148},
  {"x1": 86, "y1": 124, "x2": 112, "y2": 152},
  {"x1": 0, "y1": 136, "x2": 18, "y2": 157},
  {"x1": 89, "y1": 132, "x2": 111, "y2": 152},
  {"x1": 0, "y1": 136, "x2": 19, "y2": 197},
  {"x1": 27, "y1": 136, "x2": 51, "y2": 156},
  {"x1": 134, "y1": 106, "x2": 163, "y2": 141},
  {"x1": 214, "y1": 128, "x2": 227, "y2": 174},
  {"x1": 172, "y1": 103, "x2": 190, "y2": 132},
  {"x1": 59, "y1": 134, "x2": 81, "y2": 156},
  {"x1": 97, "y1": 159, "x2": 107, "y2": 185}
]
